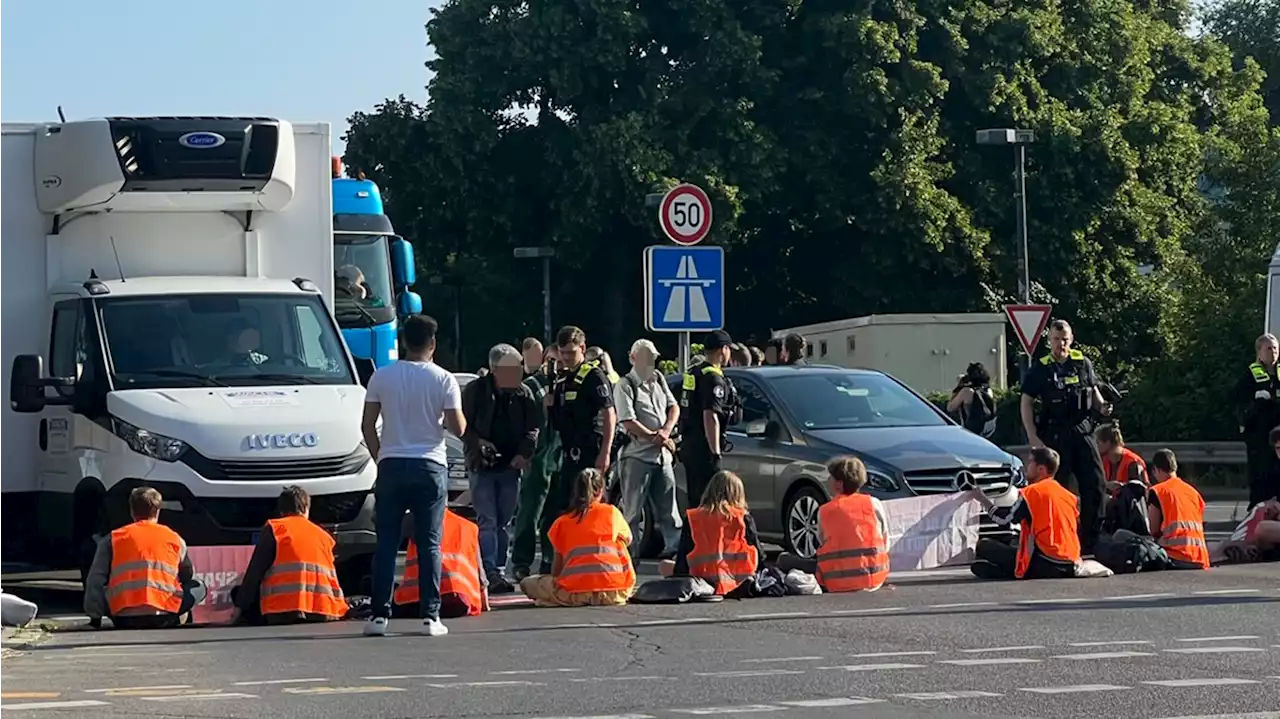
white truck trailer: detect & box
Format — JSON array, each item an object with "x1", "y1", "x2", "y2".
[{"x1": 2, "y1": 117, "x2": 377, "y2": 580}]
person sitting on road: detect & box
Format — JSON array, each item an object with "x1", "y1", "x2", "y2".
[
  {"x1": 1216, "y1": 497, "x2": 1280, "y2": 564},
  {"x1": 395, "y1": 509, "x2": 490, "y2": 618},
  {"x1": 663, "y1": 471, "x2": 762, "y2": 594},
  {"x1": 1097, "y1": 423, "x2": 1151, "y2": 536},
  {"x1": 776, "y1": 456, "x2": 890, "y2": 592},
  {"x1": 84, "y1": 487, "x2": 205, "y2": 629},
  {"x1": 1146, "y1": 449, "x2": 1210, "y2": 570},
  {"x1": 971, "y1": 447, "x2": 1082, "y2": 580},
  {"x1": 519, "y1": 469, "x2": 636, "y2": 607},
  {"x1": 230, "y1": 486, "x2": 348, "y2": 625}
]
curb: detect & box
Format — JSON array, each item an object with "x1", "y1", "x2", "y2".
[{"x1": 0, "y1": 624, "x2": 50, "y2": 656}]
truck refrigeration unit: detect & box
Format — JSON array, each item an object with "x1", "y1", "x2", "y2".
[
  {"x1": 331, "y1": 159, "x2": 421, "y2": 384},
  {"x1": 2, "y1": 117, "x2": 378, "y2": 583}
]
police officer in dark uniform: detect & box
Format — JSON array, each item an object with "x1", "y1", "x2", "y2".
[
  {"x1": 542, "y1": 325, "x2": 616, "y2": 571},
  {"x1": 1235, "y1": 333, "x2": 1280, "y2": 508},
  {"x1": 1019, "y1": 319, "x2": 1112, "y2": 553},
  {"x1": 680, "y1": 330, "x2": 738, "y2": 509}
]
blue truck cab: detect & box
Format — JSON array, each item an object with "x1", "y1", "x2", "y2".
[{"x1": 332, "y1": 167, "x2": 422, "y2": 384}]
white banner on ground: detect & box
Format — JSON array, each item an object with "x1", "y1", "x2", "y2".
[{"x1": 882, "y1": 493, "x2": 981, "y2": 571}]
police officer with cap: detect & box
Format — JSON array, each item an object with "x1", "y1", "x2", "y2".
[
  {"x1": 680, "y1": 330, "x2": 737, "y2": 509},
  {"x1": 1236, "y1": 333, "x2": 1280, "y2": 508},
  {"x1": 1019, "y1": 319, "x2": 1111, "y2": 553}
]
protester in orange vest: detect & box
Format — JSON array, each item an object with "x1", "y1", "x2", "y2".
[
  {"x1": 230, "y1": 486, "x2": 348, "y2": 625},
  {"x1": 519, "y1": 468, "x2": 636, "y2": 606},
  {"x1": 669, "y1": 471, "x2": 761, "y2": 594},
  {"x1": 395, "y1": 509, "x2": 490, "y2": 618},
  {"x1": 1095, "y1": 423, "x2": 1148, "y2": 495},
  {"x1": 813, "y1": 456, "x2": 890, "y2": 592},
  {"x1": 1146, "y1": 449, "x2": 1210, "y2": 570},
  {"x1": 971, "y1": 446, "x2": 1082, "y2": 580},
  {"x1": 84, "y1": 487, "x2": 205, "y2": 629}
]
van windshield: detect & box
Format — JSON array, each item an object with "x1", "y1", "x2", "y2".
[{"x1": 99, "y1": 293, "x2": 356, "y2": 388}]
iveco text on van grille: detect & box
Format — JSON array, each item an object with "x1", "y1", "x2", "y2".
[{"x1": 246, "y1": 433, "x2": 319, "y2": 450}]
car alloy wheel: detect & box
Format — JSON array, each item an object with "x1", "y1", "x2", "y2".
[{"x1": 786, "y1": 488, "x2": 823, "y2": 559}]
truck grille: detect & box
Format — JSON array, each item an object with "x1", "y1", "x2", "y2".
[
  {"x1": 902, "y1": 467, "x2": 1013, "y2": 497},
  {"x1": 200, "y1": 491, "x2": 368, "y2": 529},
  {"x1": 180, "y1": 448, "x2": 371, "y2": 482}
]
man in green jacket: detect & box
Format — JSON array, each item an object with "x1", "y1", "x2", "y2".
[{"x1": 510, "y1": 343, "x2": 562, "y2": 580}]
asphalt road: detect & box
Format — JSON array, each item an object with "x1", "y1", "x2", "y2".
[{"x1": 3, "y1": 562, "x2": 1277, "y2": 719}]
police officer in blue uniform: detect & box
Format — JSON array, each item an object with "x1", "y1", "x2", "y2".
[
  {"x1": 1019, "y1": 319, "x2": 1112, "y2": 553},
  {"x1": 679, "y1": 330, "x2": 740, "y2": 509},
  {"x1": 1235, "y1": 333, "x2": 1280, "y2": 508}
]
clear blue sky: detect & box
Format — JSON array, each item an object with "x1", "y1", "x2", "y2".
[{"x1": 1, "y1": 0, "x2": 441, "y2": 155}]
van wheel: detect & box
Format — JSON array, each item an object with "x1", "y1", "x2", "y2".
[{"x1": 783, "y1": 485, "x2": 825, "y2": 559}]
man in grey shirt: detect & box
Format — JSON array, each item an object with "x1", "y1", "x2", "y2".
[{"x1": 614, "y1": 339, "x2": 683, "y2": 558}]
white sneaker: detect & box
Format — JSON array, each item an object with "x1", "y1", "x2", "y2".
[
  {"x1": 363, "y1": 617, "x2": 388, "y2": 636},
  {"x1": 422, "y1": 618, "x2": 449, "y2": 637}
]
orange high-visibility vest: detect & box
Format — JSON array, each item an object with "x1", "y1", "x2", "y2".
[
  {"x1": 1014, "y1": 479, "x2": 1082, "y2": 579},
  {"x1": 1151, "y1": 476, "x2": 1209, "y2": 569},
  {"x1": 686, "y1": 507, "x2": 759, "y2": 594},
  {"x1": 395, "y1": 510, "x2": 484, "y2": 615},
  {"x1": 107, "y1": 520, "x2": 185, "y2": 615},
  {"x1": 1104, "y1": 448, "x2": 1147, "y2": 494},
  {"x1": 260, "y1": 515, "x2": 348, "y2": 617},
  {"x1": 816, "y1": 494, "x2": 889, "y2": 592},
  {"x1": 549, "y1": 503, "x2": 635, "y2": 594}
]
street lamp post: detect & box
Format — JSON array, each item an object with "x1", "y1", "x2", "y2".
[
  {"x1": 977, "y1": 128, "x2": 1036, "y2": 378},
  {"x1": 514, "y1": 246, "x2": 556, "y2": 343}
]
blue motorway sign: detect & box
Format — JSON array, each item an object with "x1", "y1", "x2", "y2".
[{"x1": 644, "y1": 245, "x2": 725, "y2": 332}]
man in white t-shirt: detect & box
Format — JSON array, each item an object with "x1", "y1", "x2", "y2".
[{"x1": 360, "y1": 314, "x2": 466, "y2": 637}]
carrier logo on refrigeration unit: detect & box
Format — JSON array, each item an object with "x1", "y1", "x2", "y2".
[
  {"x1": 246, "y1": 432, "x2": 319, "y2": 450},
  {"x1": 178, "y1": 131, "x2": 227, "y2": 149}
]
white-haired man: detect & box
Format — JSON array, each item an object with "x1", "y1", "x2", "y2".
[
  {"x1": 615, "y1": 339, "x2": 683, "y2": 558},
  {"x1": 460, "y1": 343, "x2": 540, "y2": 592}
]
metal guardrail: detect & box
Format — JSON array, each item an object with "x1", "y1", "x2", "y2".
[{"x1": 1005, "y1": 442, "x2": 1247, "y2": 465}]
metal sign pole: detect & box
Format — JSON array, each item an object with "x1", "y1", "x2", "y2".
[
  {"x1": 679, "y1": 332, "x2": 691, "y2": 373},
  {"x1": 542, "y1": 254, "x2": 552, "y2": 343}
]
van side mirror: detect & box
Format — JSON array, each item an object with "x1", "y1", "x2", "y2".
[
  {"x1": 10, "y1": 355, "x2": 48, "y2": 413},
  {"x1": 390, "y1": 237, "x2": 417, "y2": 287}
]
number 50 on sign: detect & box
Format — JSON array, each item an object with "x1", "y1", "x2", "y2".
[{"x1": 659, "y1": 183, "x2": 713, "y2": 246}]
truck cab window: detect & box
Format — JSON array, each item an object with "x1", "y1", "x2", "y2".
[{"x1": 48, "y1": 301, "x2": 88, "y2": 399}]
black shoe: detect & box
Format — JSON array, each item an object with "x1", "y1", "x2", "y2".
[
  {"x1": 488, "y1": 573, "x2": 515, "y2": 594},
  {"x1": 512, "y1": 567, "x2": 531, "y2": 582},
  {"x1": 538, "y1": 562, "x2": 552, "y2": 575}
]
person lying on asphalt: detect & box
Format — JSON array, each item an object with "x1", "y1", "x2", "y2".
[
  {"x1": 1146, "y1": 449, "x2": 1210, "y2": 570},
  {"x1": 84, "y1": 487, "x2": 205, "y2": 629},
  {"x1": 519, "y1": 468, "x2": 636, "y2": 607},
  {"x1": 662, "y1": 470, "x2": 762, "y2": 594},
  {"x1": 970, "y1": 446, "x2": 1083, "y2": 580},
  {"x1": 395, "y1": 509, "x2": 490, "y2": 618},
  {"x1": 229, "y1": 486, "x2": 348, "y2": 625},
  {"x1": 777, "y1": 456, "x2": 889, "y2": 593}
]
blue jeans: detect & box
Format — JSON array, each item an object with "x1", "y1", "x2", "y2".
[
  {"x1": 469, "y1": 467, "x2": 520, "y2": 576},
  {"x1": 372, "y1": 458, "x2": 447, "y2": 620}
]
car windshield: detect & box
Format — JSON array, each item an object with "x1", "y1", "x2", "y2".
[
  {"x1": 333, "y1": 234, "x2": 395, "y2": 326},
  {"x1": 770, "y1": 372, "x2": 948, "y2": 430},
  {"x1": 100, "y1": 293, "x2": 356, "y2": 388}
]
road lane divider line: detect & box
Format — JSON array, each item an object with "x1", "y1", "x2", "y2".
[
  {"x1": 568, "y1": 676, "x2": 669, "y2": 683},
  {"x1": 777, "y1": 697, "x2": 884, "y2": 707},
  {"x1": 3, "y1": 700, "x2": 111, "y2": 711},
  {"x1": 848, "y1": 651, "x2": 936, "y2": 658},
  {"x1": 1143, "y1": 678, "x2": 1261, "y2": 687},
  {"x1": 694, "y1": 670, "x2": 806, "y2": 678},
  {"x1": 232, "y1": 678, "x2": 328, "y2": 686},
  {"x1": 926, "y1": 602, "x2": 998, "y2": 609},
  {"x1": 959, "y1": 645, "x2": 1044, "y2": 653},
  {"x1": 1192, "y1": 589, "x2": 1261, "y2": 595},
  {"x1": 1174, "y1": 635, "x2": 1260, "y2": 642},
  {"x1": 733, "y1": 612, "x2": 812, "y2": 620},
  {"x1": 1152, "y1": 713, "x2": 1280, "y2": 719},
  {"x1": 0, "y1": 693, "x2": 60, "y2": 699},
  {"x1": 1052, "y1": 651, "x2": 1155, "y2": 660},
  {"x1": 84, "y1": 684, "x2": 193, "y2": 693},
  {"x1": 896, "y1": 691, "x2": 1003, "y2": 700},
  {"x1": 816, "y1": 663, "x2": 925, "y2": 672},
  {"x1": 1019, "y1": 684, "x2": 1129, "y2": 694},
  {"x1": 672, "y1": 705, "x2": 790, "y2": 714},
  {"x1": 141, "y1": 693, "x2": 259, "y2": 702},
  {"x1": 529, "y1": 715, "x2": 655, "y2": 719},
  {"x1": 1100, "y1": 593, "x2": 1175, "y2": 601},
  {"x1": 1014, "y1": 598, "x2": 1094, "y2": 605},
  {"x1": 940, "y1": 658, "x2": 1042, "y2": 666},
  {"x1": 740, "y1": 656, "x2": 824, "y2": 664},
  {"x1": 1068, "y1": 640, "x2": 1153, "y2": 647},
  {"x1": 426, "y1": 680, "x2": 546, "y2": 688},
  {"x1": 282, "y1": 686, "x2": 405, "y2": 695},
  {"x1": 1165, "y1": 647, "x2": 1267, "y2": 654},
  {"x1": 828, "y1": 607, "x2": 903, "y2": 615},
  {"x1": 491, "y1": 669, "x2": 582, "y2": 675},
  {"x1": 363, "y1": 674, "x2": 459, "y2": 680}
]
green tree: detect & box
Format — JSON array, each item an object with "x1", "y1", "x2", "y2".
[{"x1": 1202, "y1": 0, "x2": 1280, "y2": 122}]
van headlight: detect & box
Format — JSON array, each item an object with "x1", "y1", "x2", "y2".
[{"x1": 112, "y1": 418, "x2": 188, "y2": 462}]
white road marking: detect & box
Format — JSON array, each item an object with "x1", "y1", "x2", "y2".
[
  {"x1": 960, "y1": 645, "x2": 1044, "y2": 653},
  {"x1": 1174, "y1": 635, "x2": 1260, "y2": 642},
  {"x1": 569, "y1": 676, "x2": 669, "y2": 683},
  {"x1": 1151, "y1": 713, "x2": 1280, "y2": 719},
  {"x1": 545, "y1": 623, "x2": 604, "y2": 629},
  {"x1": 1014, "y1": 598, "x2": 1093, "y2": 605},
  {"x1": 1192, "y1": 589, "x2": 1261, "y2": 595},
  {"x1": 778, "y1": 697, "x2": 884, "y2": 707},
  {"x1": 1165, "y1": 647, "x2": 1267, "y2": 655},
  {"x1": 828, "y1": 607, "x2": 904, "y2": 615},
  {"x1": 733, "y1": 612, "x2": 811, "y2": 620},
  {"x1": 694, "y1": 670, "x2": 806, "y2": 678},
  {"x1": 232, "y1": 678, "x2": 328, "y2": 686},
  {"x1": 740, "y1": 656, "x2": 824, "y2": 664},
  {"x1": 530, "y1": 715, "x2": 655, "y2": 719},
  {"x1": 3, "y1": 700, "x2": 111, "y2": 711},
  {"x1": 1101, "y1": 593, "x2": 1175, "y2": 601},
  {"x1": 817, "y1": 663, "x2": 925, "y2": 672},
  {"x1": 491, "y1": 668, "x2": 582, "y2": 675},
  {"x1": 896, "y1": 691, "x2": 1003, "y2": 700},
  {"x1": 890, "y1": 568, "x2": 972, "y2": 579},
  {"x1": 1143, "y1": 678, "x2": 1261, "y2": 687},
  {"x1": 940, "y1": 658, "x2": 1042, "y2": 666},
  {"x1": 85, "y1": 684, "x2": 192, "y2": 693},
  {"x1": 142, "y1": 693, "x2": 259, "y2": 702},
  {"x1": 427, "y1": 680, "x2": 546, "y2": 688},
  {"x1": 636, "y1": 619, "x2": 688, "y2": 626},
  {"x1": 283, "y1": 686, "x2": 406, "y2": 696},
  {"x1": 1019, "y1": 684, "x2": 1129, "y2": 694},
  {"x1": 672, "y1": 705, "x2": 789, "y2": 714},
  {"x1": 46, "y1": 651, "x2": 204, "y2": 658},
  {"x1": 1068, "y1": 640, "x2": 1153, "y2": 647},
  {"x1": 927, "y1": 601, "x2": 998, "y2": 609},
  {"x1": 363, "y1": 673, "x2": 460, "y2": 680},
  {"x1": 1052, "y1": 651, "x2": 1155, "y2": 660},
  {"x1": 849, "y1": 651, "x2": 936, "y2": 658}
]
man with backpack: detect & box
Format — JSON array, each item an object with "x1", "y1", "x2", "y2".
[
  {"x1": 948, "y1": 362, "x2": 997, "y2": 438},
  {"x1": 614, "y1": 339, "x2": 683, "y2": 559}
]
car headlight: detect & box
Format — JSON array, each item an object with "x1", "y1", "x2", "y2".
[
  {"x1": 112, "y1": 418, "x2": 188, "y2": 462},
  {"x1": 1010, "y1": 456, "x2": 1028, "y2": 488},
  {"x1": 866, "y1": 469, "x2": 900, "y2": 492}
]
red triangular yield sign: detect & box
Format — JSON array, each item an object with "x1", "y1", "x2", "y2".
[{"x1": 1004, "y1": 304, "x2": 1053, "y2": 356}]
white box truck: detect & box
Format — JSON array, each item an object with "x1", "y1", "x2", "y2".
[{"x1": 2, "y1": 117, "x2": 377, "y2": 581}]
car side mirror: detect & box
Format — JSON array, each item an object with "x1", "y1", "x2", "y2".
[
  {"x1": 745, "y1": 419, "x2": 768, "y2": 437},
  {"x1": 10, "y1": 355, "x2": 48, "y2": 413}
]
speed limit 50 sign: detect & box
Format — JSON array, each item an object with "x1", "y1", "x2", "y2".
[{"x1": 659, "y1": 184, "x2": 713, "y2": 246}]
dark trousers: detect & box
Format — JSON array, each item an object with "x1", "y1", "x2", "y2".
[
  {"x1": 1044, "y1": 428, "x2": 1106, "y2": 553},
  {"x1": 540, "y1": 448, "x2": 594, "y2": 574},
  {"x1": 393, "y1": 593, "x2": 472, "y2": 619},
  {"x1": 1244, "y1": 434, "x2": 1277, "y2": 508},
  {"x1": 970, "y1": 538, "x2": 1076, "y2": 580},
  {"x1": 110, "y1": 580, "x2": 206, "y2": 629},
  {"x1": 372, "y1": 458, "x2": 448, "y2": 620},
  {"x1": 228, "y1": 585, "x2": 332, "y2": 626},
  {"x1": 682, "y1": 448, "x2": 721, "y2": 512},
  {"x1": 511, "y1": 432, "x2": 559, "y2": 574}
]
